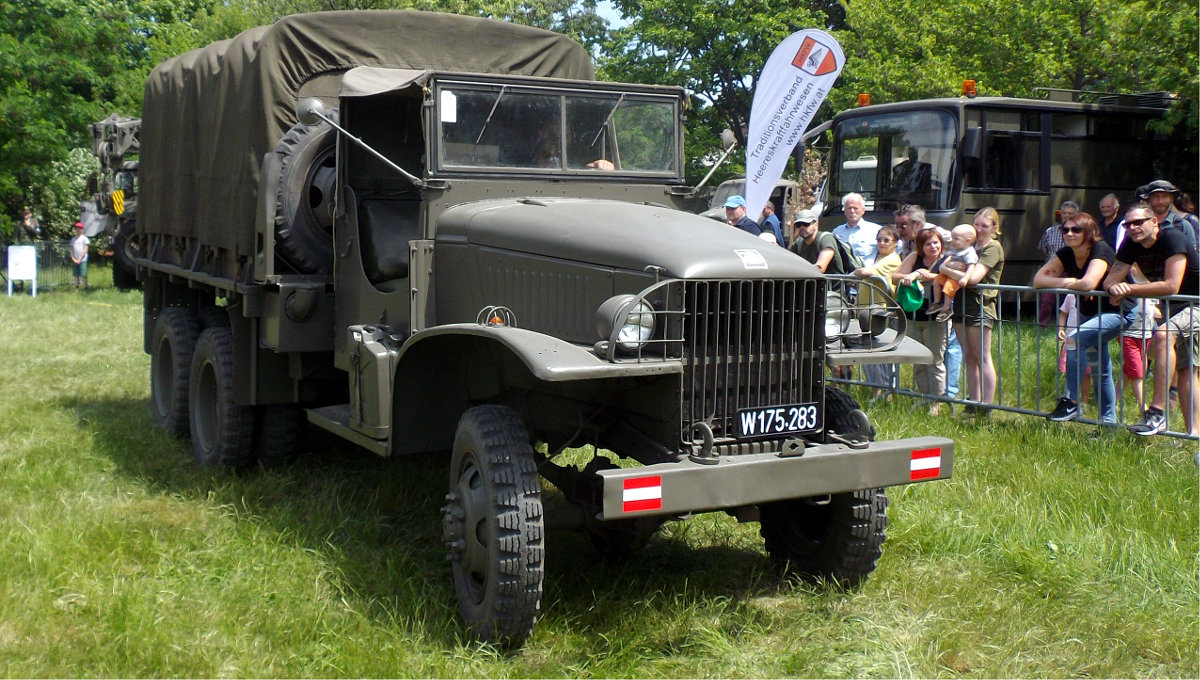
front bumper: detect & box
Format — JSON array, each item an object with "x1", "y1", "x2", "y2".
[{"x1": 597, "y1": 436, "x2": 953, "y2": 519}]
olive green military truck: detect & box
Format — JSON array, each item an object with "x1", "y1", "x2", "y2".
[{"x1": 135, "y1": 10, "x2": 954, "y2": 647}]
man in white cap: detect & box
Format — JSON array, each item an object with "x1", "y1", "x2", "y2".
[{"x1": 722, "y1": 195, "x2": 762, "y2": 237}]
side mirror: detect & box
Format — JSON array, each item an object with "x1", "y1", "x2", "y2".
[
  {"x1": 296, "y1": 97, "x2": 328, "y2": 126},
  {"x1": 962, "y1": 126, "x2": 983, "y2": 160}
]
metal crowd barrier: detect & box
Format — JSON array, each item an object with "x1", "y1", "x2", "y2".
[{"x1": 831, "y1": 278, "x2": 1199, "y2": 442}]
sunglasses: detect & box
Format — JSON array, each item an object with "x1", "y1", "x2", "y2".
[
  {"x1": 1059, "y1": 225, "x2": 1084, "y2": 235},
  {"x1": 1126, "y1": 217, "x2": 1154, "y2": 227}
]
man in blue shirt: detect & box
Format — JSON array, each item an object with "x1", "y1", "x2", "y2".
[
  {"x1": 723, "y1": 195, "x2": 762, "y2": 236},
  {"x1": 831, "y1": 192, "x2": 880, "y2": 265}
]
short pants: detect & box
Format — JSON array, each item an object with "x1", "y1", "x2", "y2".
[
  {"x1": 1121, "y1": 335, "x2": 1149, "y2": 379},
  {"x1": 1164, "y1": 305, "x2": 1199, "y2": 369},
  {"x1": 72, "y1": 260, "x2": 88, "y2": 278}
]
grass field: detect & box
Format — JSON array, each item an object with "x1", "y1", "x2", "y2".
[{"x1": 1, "y1": 281, "x2": 1197, "y2": 677}]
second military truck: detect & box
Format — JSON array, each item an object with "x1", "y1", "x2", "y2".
[{"x1": 135, "y1": 10, "x2": 954, "y2": 647}]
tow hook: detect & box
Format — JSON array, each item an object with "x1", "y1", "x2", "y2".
[{"x1": 688, "y1": 421, "x2": 718, "y2": 465}]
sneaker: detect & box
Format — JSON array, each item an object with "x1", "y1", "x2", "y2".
[
  {"x1": 1047, "y1": 398, "x2": 1080, "y2": 422},
  {"x1": 934, "y1": 309, "x2": 953, "y2": 323},
  {"x1": 1129, "y1": 408, "x2": 1166, "y2": 436}
]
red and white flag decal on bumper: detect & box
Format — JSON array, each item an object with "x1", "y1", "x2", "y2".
[
  {"x1": 622, "y1": 476, "x2": 662, "y2": 513},
  {"x1": 910, "y1": 448, "x2": 942, "y2": 480}
]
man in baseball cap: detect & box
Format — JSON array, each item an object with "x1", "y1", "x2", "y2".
[
  {"x1": 722, "y1": 195, "x2": 762, "y2": 237},
  {"x1": 1137, "y1": 179, "x2": 1197, "y2": 248}
]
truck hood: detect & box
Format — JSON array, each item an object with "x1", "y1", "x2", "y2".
[{"x1": 437, "y1": 197, "x2": 820, "y2": 279}]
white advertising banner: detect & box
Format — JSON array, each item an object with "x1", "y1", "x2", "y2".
[{"x1": 744, "y1": 30, "x2": 844, "y2": 223}]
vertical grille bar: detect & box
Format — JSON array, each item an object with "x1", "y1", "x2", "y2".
[{"x1": 681, "y1": 279, "x2": 826, "y2": 445}]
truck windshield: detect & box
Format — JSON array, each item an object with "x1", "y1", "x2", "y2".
[
  {"x1": 436, "y1": 82, "x2": 679, "y2": 176},
  {"x1": 830, "y1": 110, "x2": 957, "y2": 212}
]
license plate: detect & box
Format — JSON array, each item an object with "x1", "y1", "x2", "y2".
[{"x1": 736, "y1": 403, "x2": 821, "y2": 438}]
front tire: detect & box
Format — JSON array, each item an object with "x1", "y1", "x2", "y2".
[
  {"x1": 189, "y1": 327, "x2": 254, "y2": 468},
  {"x1": 442, "y1": 405, "x2": 544, "y2": 647},
  {"x1": 758, "y1": 386, "x2": 888, "y2": 586},
  {"x1": 150, "y1": 307, "x2": 200, "y2": 437}
]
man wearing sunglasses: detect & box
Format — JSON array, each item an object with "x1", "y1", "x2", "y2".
[{"x1": 1104, "y1": 203, "x2": 1200, "y2": 436}]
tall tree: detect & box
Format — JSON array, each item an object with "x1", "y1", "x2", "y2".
[
  {"x1": 602, "y1": 0, "x2": 842, "y2": 183},
  {"x1": 0, "y1": 0, "x2": 214, "y2": 234}
]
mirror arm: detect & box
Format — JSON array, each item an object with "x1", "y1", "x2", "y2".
[
  {"x1": 302, "y1": 103, "x2": 426, "y2": 189},
  {"x1": 686, "y1": 141, "x2": 738, "y2": 196}
]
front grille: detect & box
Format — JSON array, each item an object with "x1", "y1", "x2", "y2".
[{"x1": 681, "y1": 279, "x2": 826, "y2": 444}]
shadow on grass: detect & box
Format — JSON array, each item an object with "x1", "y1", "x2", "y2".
[{"x1": 61, "y1": 395, "x2": 798, "y2": 648}]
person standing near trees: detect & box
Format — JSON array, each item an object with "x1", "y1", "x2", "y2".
[
  {"x1": 70, "y1": 221, "x2": 89, "y2": 289},
  {"x1": 18, "y1": 207, "x2": 41, "y2": 243}
]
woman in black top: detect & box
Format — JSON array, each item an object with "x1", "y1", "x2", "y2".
[{"x1": 1034, "y1": 212, "x2": 1124, "y2": 423}]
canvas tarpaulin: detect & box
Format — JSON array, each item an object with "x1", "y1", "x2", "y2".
[{"x1": 140, "y1": 10, "x2": 594, "y2": 257}]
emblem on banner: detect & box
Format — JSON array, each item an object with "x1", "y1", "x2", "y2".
[{"x1": 792, "y1": 37, "x2": 838, "y2": 76}]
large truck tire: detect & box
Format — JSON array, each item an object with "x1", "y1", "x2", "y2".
[
  {"x1": 274, "y1": 121, "x2": 337, "y2": 274},
  {"x1": 188, "y1": 327, "x2": 254, "y2": 468},
  {"x1": 254, "y1": 403, "x2": 303, "y2": 467},
  {"x1": 111, "y1": 217, "x2": 141, "y2": 291},
  {"x1": 442, "y1": 405, "x2": 544, "y2": 648},
  {"x1": 757, "y1": 386, "x2": 888, "y2": 586},
  {"x1": 150, "y1": 307, "x2": 200, "y2": 437}
]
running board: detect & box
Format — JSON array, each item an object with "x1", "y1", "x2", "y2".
[{"x1": 306, "y1": 404, "x2": 389, "y2": 457}]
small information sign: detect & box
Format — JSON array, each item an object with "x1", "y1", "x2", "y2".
[{"x1": 7, "y1": 245, "x2": 37, "y2": 296}]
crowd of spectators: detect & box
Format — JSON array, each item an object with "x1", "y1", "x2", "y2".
[{"x1": 713, "y1": 179, "x2": 1198, "y2": 437}]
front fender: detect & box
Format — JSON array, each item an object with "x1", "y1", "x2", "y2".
[
  {"x1": 399, "y1": 324, "x2": 682, "y2": 381},
  {"x1": 390, "y1": 324, "x2": 681, "y2": 456}
]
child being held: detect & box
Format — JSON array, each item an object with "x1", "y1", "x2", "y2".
[{"x1": 929, "y1": 224, "x2": 979, "y2": 322}]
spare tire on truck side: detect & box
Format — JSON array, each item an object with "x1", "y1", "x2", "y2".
[{"x1": 274, "y1": 121, "x2": 337, "y2": 274}]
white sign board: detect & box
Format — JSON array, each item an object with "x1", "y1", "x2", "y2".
[{"x1": 7, "y1": 245, "x2": 37, "y2": 296}]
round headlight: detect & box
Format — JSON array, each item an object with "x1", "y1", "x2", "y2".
[
  {"x1": 596, "y1": 295, "x2": 656, "y2": 353},
  {"x1": 616, "y1": 300, "x2": 655, "y2": 351}
]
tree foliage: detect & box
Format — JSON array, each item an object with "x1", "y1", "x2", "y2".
[{"x1": 0, "y1": 0, "x2": 1194, "y2": 237}]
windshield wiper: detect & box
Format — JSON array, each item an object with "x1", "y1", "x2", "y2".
[
  {"x1": 475, "y1": 85, "x2": 508, "y2": 144},
  {"x1": 589, "y1": 94, "x2": 625, "y2": 148}
]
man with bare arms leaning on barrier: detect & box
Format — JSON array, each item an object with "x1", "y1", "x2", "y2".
[{"x1": 1104, "y1": 202, "x2": 1200, "y2": 437}]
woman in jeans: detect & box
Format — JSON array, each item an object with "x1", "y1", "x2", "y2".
[
  {"x1": 1034, "y1": 212, "x2": 1124, "y2": 423},
  {"x1": 893, "y1": 228, "x2": 950, "y2": 413}
]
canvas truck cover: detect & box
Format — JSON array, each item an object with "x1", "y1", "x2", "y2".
[{"x1": 140, "y1": 10, "x2": 594, "y2": 258}]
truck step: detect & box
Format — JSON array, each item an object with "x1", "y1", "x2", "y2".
[{"x1": 306, "y1": 404, "x2": 389, "y2": 457}]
